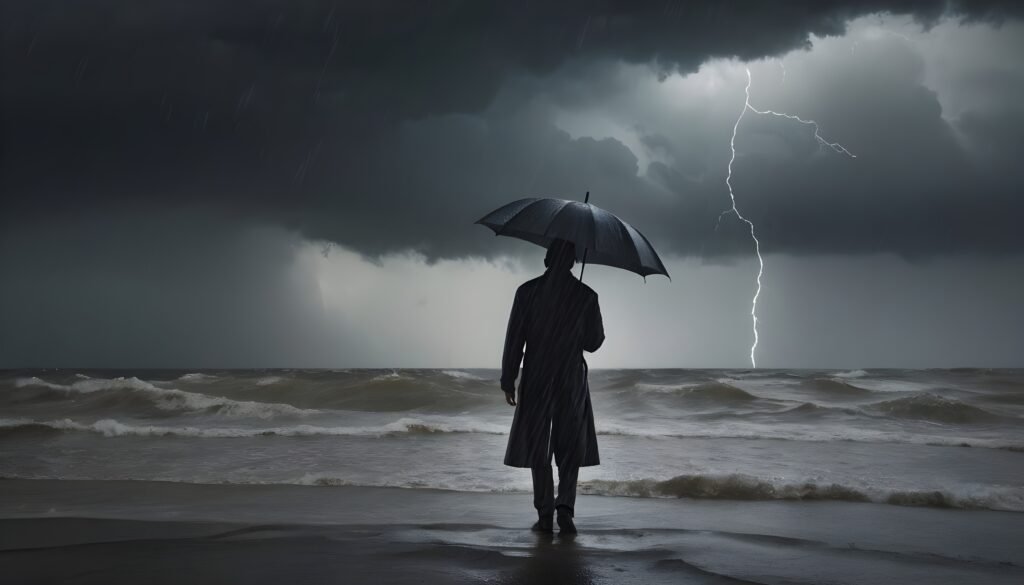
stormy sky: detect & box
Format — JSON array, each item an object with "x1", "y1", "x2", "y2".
[{"x1": 2, "y1": 1, "x2": 1023, "y2": 368}]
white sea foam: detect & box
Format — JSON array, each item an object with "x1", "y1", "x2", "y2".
[
  {"x1": 833, "y1": 369, "x2": 869, "y2": 379},
  {"x1": 14, "y1": 377, "x2": 68, "y2": 391},
  {"x1": 442, "y1": 370, "x2": 484, "y2": 381},
  {"x1": 13, "y1": 376, "x2": 313, "y2": 418},
  {"x1": 0, "y1": 416, "x2": 508, "y2": 439},
  {"x1": 254, "y1": 376, "x2": 283, "y2": 386},
  {"x1": 177, "y1": 373, "x2": 219, "y2": 383},
  {"x1": 368, "y1": 371, "x2": 410, "y2": 383},
  {"x1": 852, "y1": 379, "x2": 933, "y2": 394}
]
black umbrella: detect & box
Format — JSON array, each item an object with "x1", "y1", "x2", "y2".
[{"x1": 475, "y1": 192, "x2": 670, "y2": 281}]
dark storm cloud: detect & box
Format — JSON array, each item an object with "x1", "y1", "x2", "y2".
[
  {"x1": 0, "y1": 210, "x2": 354, "y2": 367},
  {"x1": 2, "y1": 0, "x2": 1023, "y2": 260}
]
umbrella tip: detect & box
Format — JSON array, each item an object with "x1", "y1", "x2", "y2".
[{"x1": 584, "y1": 191, "x2": 590, "y2": 204}]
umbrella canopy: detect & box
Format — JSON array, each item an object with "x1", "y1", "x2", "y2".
[{"x1": 475, "y1": 195, "x2": 670, "y2": 279}]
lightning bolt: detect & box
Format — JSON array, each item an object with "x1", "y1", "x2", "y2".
[{"x1": 718, "y1": 67, "x2": 855, "y2": 368}]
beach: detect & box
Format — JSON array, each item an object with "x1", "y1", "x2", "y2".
[{"x1": 2, "y1": 478, "x2": 1022, "y2": 584}]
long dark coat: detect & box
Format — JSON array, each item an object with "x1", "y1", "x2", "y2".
[{"x1": 500, "y1": 269, "x2": 604, "y2": 469}]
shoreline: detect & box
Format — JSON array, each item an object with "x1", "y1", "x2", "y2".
[{"x1": 1, "y1": 479, "x2": 1021, "y2": 584}]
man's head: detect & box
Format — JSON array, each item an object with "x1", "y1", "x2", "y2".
[{"x1": 544, "y1": 239, "x2": 577, "y2": 273}]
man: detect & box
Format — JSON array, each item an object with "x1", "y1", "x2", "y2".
[{"x1": 500, "y1": 238, "x2": 604, "y2": 535}]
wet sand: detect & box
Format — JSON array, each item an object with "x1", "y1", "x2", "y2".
[{"x1": 1, "y1": 479, "x2": 1021, "y2": 584}]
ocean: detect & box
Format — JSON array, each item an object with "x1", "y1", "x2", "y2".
[{"x1": 2, "y1": 368, "x2": 1023, "y2": 512}]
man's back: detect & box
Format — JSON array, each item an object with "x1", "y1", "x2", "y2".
[{"x1": 501, "y1": 271, "x2": 604, "y2": 394}]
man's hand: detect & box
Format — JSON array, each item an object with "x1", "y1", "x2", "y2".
[{"x1": 504, "y1": 390, "x2": 517, "y2": 406}]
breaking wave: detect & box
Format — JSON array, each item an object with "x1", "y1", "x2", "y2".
[
  {"x1": 18, "y1": 470, "x2": 1012, "y2": 513},
  {"x1": 0, "y1": 417, "x2": 508, "y2": 439},
  {"x1": 254, "y1": 376, "x2": 284, "y2": 386},
  {"x1": 594, "y1": 420, "x2": 1022, "y2": 450},
  {"x1": 13, "y1": 377, "x2": 313, "y2": 418},
  {"x1": 368, "y1": 371, "x2": 412, "y2": 383},
  {"x1": 577, "y1": 473, "x2": 1024, "y2": 512},
  {"x1": 441, "y1": 370, "x2": 485, "y2": 381},
  {"x1": 633, "y1": 381, "x2": 758, "y2": 403},
  {"x1": 802, "y1": 378, "x2": 874, "y2": 396},
  {"x1": 14, "y1": 377, "x2": 68, "y2": 391},
  {"x1": 866, "y1": 393, "x2": 1002, "y2": 424},
  {"x1": 177, "y1": 373, "x2": 219, "y2": 383},
  {"x1": 833, "y1": 369, "x2": 869, "y2": 379}
]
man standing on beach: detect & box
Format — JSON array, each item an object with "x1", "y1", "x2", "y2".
[{"x1": 500, "y1": 238, "x2": 605, "y2": 534}]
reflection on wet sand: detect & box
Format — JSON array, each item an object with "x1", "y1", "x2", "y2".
[{"x1": 498, "y1": 532, "x2": 596, "y2": 585}]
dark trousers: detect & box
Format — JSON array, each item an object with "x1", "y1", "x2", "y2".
[{"x1": 531, "y1": 457, "x2": 579, "y2": 518}]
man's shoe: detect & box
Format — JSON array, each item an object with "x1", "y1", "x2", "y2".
[
  {"x1": 556, "y1": 513, "x2": 577, "y2": 535},
  {"x1": 531, "y1": 515, "x2": 553, "y2": 533}
]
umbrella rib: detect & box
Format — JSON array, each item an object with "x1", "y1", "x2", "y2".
[
  {"x1": 589, "y1": 204, "x2": 598, "y2": 256},
  {"x1": 541, "y1": 200, "x2": 576, "y2": 240},
  {"x1": 493, "y1": 198, "x2": 542, "y2": 236},
  {"x1": 616, "y1": 215, "x2": 643, "y2": 271},
  {"x1": 634, "y1": 227, "x2": 669, "y2": 277}
]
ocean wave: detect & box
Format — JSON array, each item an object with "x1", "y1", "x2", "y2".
[
  {"x1": 2, "y1": 405, "x2": 1019, "y2": 452},
  {"x1": 441, "y1": 370, "x2": 485, "y2": 381},
  {"x1": 866, "y1": 393, "x2": 1002, "y2": 424},
  {"x1": 297, "y1": 474, "x2": 364, "y2": 487},
  {"x1": 684, "y1": 401, "x2": 861, "y2": 422},
  {"x1": 802, "y1": 378, "x2": 873, "y2": 396},
  {"x1": 777, "y1": 402, "x2": 859, "y2": 417},
  {"x1": 633, "y1": 381, "x2": 757, "y2": 403},
  {"x1": 254, "y1": 376, "x2": 284, "y2": 386},
  {"x1": 368, "y1": 371, "x2": 413, "y2": 383},
  {"x1": 947, "y1": 367, "x2": 991, "y2": 374},
  {"x1": 0, "y1": 417, "x2": 508, "y2": 439},
  {"x1": 294, "y1": 473, "x2": 523, "y2": 494},
  {"x1": 577, "y1": 473, "x2": 1024, "y2": 512},
  {"x1": 177, "y1": 373, "x2": 219, "y2": 383},
  {"x1": 28, "y1": 467, "x2": 1011, "y2": 512},
  {"x1": 833, "y1": 369, "x2": 869, "y2": 379},
  {"x1": 19, "y1": 470, "x2": 1011, "y2": 512},
  {"x1": 13, "y1": 376, "x2": 313, "y2": 418},
  {"x1": 593, "y1": 420, "x2": 1023, "y2": 451},
  {"x1": 983, "y1": 392, "x2": 1024, "y2": 405},
  {"x1": 14, "y1": 377, "x2": 68, "y2": 391}
]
